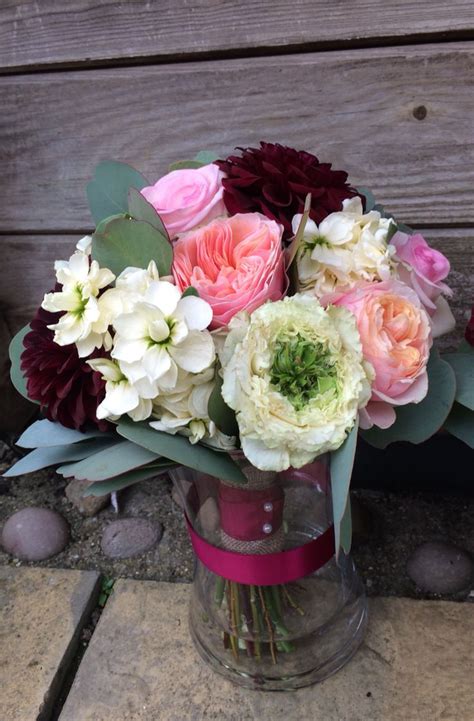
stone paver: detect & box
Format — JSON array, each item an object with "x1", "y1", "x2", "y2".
[
  {"x1": 0, "y1": 566, "x2": 100, "y2": 721},
  {"x1": 59, "y1": 580, "x2": 474, "y2": 721}
]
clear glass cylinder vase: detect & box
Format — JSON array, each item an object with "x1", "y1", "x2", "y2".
[{"x1": 170, "y1": 456, "x2": 367, "y2": 691}]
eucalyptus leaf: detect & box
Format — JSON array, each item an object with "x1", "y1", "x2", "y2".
[
  {"x1": 92, "y1": 217, "x2": 172, "y2": 277},
  {"x1": 330, "y1": 422, "x2": 358, "y2": 556},
  {"x1": 128, "y1": 187, "x2": 169, "y2": 238},
  {"x1": 358, "y1": 187, "x2": 376, "y2": 212},
  {"x1": 194, "y1": 150, "x2": 219, "y2": 164},
  {"x1": 208, "y1": 372, "x2": 239, "y2": 437},
  {"x1": 458, "y1": 340, "x2": 474, "y2": 355},
  {"x1": 361, "y1": 351, "x2": 456, "y2": 449},
  {"x1": 9, "y1": 325, "x2": 36, "y2": 403},
  {"x1": 444, "y1": 402, "x2": 474, "y2": 449},
  {"x1": 168, "y1": 150, "x2": 219, "y2": 172},
  {"x1": 168, "y1": 159, "x2": 203, "y2": 171},
  {"x1": 4, "y1": 439, "x2": 117, "y2": 477},
  {"x1": 117, "y1": 418, "x2": 246, "y2": 484},
  {"x1": 443, "y1": 353, "x2": 474, "y2": 411},
  {"x1": 386, "y1": 220, "x2": 398, "y2": 242},
  {"x1": 181, "y1": 287, "x2": 199, "y2": 298},
  {"x1": 84, "y1": 463, "x2": 175, "y2": 496},
  {"x1": 87, "y1": 161, "x2": 148, "y2": 225},
  {"x1": 96, "y1": 213, "x2": 128, "y2": 235},
  {"x1": 339, "y1": 496, "x2": 352, "y2": 556},
  {"x1": 17, "y1": 419, "x2": 109, "y2": 448},
  {"x1": 396, "y1": 222, "x2": 413, "y2": 234},
  {"x1": 56, "y1": 440, "x2": 160, "y2": 481}
]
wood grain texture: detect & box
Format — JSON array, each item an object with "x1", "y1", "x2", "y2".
[
  {"x1": 1, "y1": 1, "x2": 474, "y2": 71},
  {"x1": 0, "y1": 43, "x2": 473, "y2": 232},
  {"x1": 2, "y1": 230, "x2": 472, "y2": 349}
]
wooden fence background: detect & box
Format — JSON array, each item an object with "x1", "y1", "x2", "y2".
[{"x1": 1, "y1": 1, "x2": 474, "y2": 430}]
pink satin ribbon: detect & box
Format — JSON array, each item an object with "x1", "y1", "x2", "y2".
[{"x1": 185, "y1": 516, "x2": 335, "y2": 586}]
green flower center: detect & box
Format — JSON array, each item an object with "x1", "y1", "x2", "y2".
[
  {"x1": 72, "y1": 284, "x2": 87, "y2": 317},
  {"x1": 303, "y1": 235, "x2": 328, "y2": 253},
  {"x1": 270, "y1": 333, "x2": 338, "y2": 411}
]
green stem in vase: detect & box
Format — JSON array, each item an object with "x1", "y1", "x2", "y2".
[
  {"x1": 282, "y1": 585, "x2": 305, "y2": 616},
  {"x1": 250, "y1": 585, "x2": 262, "y2": 661},
  {"x1": 263, "y1": 587, "x2": 295, "y2": 653},
  {"x1": 227, "y1": 583, "x2": 239, "y2": 659},
  {"x1": 258, "y1": 585, "x2": 277, "y2": 664},
  {"x1": 214, "y1": 576, "x2": 226, "y2": 607}
]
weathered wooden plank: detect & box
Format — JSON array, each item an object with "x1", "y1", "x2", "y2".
[
  {"x1": 0, "y1": 43, "x2": 473, "y2": 232},
  {"x1": 2, "y1": 229, "x2": 472, "y2": 348},
  {"x1": 1, "y1": 1, "x2": 474, "y2": 72}
]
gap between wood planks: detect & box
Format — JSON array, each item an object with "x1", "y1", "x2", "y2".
[
  {"x1": 1, "y1": 30, "x2": 474, "y2": 77},
  {"x1": 2, "y1": 223, "x2": 474, "y2": 237}
]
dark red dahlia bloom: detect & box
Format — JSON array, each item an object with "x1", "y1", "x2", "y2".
[
  {"x1": 20, "y1": 305, "x2": 110, "y2": 432},
  {"x1": 216, "y1": 142, "x2": 361, "y2": 240},
  {"x1": 465, "y1": 305, "x2": 474, "y2": 347}
]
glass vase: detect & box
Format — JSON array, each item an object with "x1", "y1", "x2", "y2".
[{"x1": 170, "y1": 455, "x2": 367, "y2": 691}]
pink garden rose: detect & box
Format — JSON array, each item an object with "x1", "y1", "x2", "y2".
[
  {"x1": 390, "y1": 231, "x2": 454, "y2": 338},
  {"x1": 172, "y1": 213, "x2": 286, "y2": 329},
  {"x1": 141, "y1": 164, "x2": 227, "y2": 239},
  {"x1": 324, "y1": 280, "x2": 432, "y2": 430}
]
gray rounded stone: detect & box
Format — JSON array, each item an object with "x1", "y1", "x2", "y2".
[
  {"x1": 101, "y1": 518, "x2": 162, "y2": 559},
  {"x1": 407, "y1": 541, "x2": 473, "y2": 594},
  {"x1": 1, "y1": 507, "x2": 70, "y2": 561}
]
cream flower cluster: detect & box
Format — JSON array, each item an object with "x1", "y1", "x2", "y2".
[
  {"x1": 294, "y1": 197, "x2": 396, "y2": 297},
  {"x1": 42, "y1": 236, "x2": 116, "y2": 357},
  {"x1": 220, "y1": 295, "x2": 373, "y2": 472},
  {"x1": 41, "y1": 238, "x2": 222, "y2": 440},
  {"x1": 88, "y1": 275, "x2": 217, "y2": 430}
]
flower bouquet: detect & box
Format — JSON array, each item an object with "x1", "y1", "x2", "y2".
[{"x1": 7, "y1": 143, "x2": 474, "y2": 690}]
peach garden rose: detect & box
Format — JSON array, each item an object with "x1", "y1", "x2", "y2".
[
  {"x1": 323, "y1": 280, "x2": 432, "y2": 430},
  {"x1": 141, "y1": 163, "x2": 227, "y2": 239},
  {"x1": 172, "y1": 213, "x2": 286, "y2": 329}
]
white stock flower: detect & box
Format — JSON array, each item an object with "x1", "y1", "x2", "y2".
[
  {"x1": 150, "y1": 368, "x2": 237, "y2": 448},
  {"x1": 221, "y1": 295, "x2": 372, "y2": 472},
  {"x1": 76, "y1": 235, "x2": 92, "y2": 254},
  {"x1": 111, "y1": 280, "x2": 215, "y2": 394},
  {"x1": 42, "y1": 250, "x2": 116, "y2": 357},
  {"x1": 87, "y1": 358, "x2": 153, "y2": 422},
  {"x1": 294, "y1": 197, "x2": 396, "y2": 297}
]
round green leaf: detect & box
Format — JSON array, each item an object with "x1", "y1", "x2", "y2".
[
  {"x1": 208, "y1": 372, "x2": 239, "y2": 437},
  {"x1": 443, "y1": 353, "x2": 474, "y2": 410},
  {"x1": 9, "y1": 325, "x2": 37, "y2": 403},
  {"x1": 87, "y1": 161, "x2": 148, "y2": 225},
  {"x1": 361, "y1": 351, "x2": 456, "y2": 449},
  {"x1": 444, "y1": 402, "x2": 474, "y2": 449},
  {"x1": 117, "y1": 418, "x2": 246, "y2": 484},
  {"x1": 128, "y1": 187, "x2": 169, "y2": 239},
  {"x1": 92, "y1": 217, "x2": 172, "y2": 277},
  {"x1": 330, "y1": 422, "x2": 358, "y2": 556}
]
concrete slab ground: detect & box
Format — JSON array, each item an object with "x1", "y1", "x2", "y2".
[
  {"x1": 0, "y1": 566, "x2": 100, "y2": 721},
  {"x1": 59, "y1": 580, "x2": 473, "y2": 721}
]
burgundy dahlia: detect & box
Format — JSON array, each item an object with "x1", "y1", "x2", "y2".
[
  {"x1": 216, "y1": 142, "x2": 361, "y2": 240},
  {"x1": 465, "y1": 305, "x2": 474, "y2": 347},
  {"x1": 20, "y1": 305, "x2": 110, "y2": 432}
]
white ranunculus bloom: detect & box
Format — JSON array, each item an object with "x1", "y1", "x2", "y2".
[
  {"x1": 42, "y1": 250, "x2": 116, "y2": 356},
  {"x1": 111, "y1": 280, "x2": 215, "y2": 389},
  {"x1": 87, "y1": 358, "x2": 153, "y2": 422},
  {"x1": 293, "y1": 197, "x2": 396, "y2": 297},
  {"x1": 221, "y1": 295, "x2": 373, "y2": 472}
]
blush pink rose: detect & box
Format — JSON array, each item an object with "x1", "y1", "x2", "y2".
[
  {"x1": 172, "y1": 213, "x2": 286, "y2": 329},
  {"x1": 141, "y1": 164, "x2": 227, "y2": 239},
  {"x1": 324, "y1": 280, "x2": 432, "y2": 430},
  {"x1": 390, "y1": 231, "x2": 454, "y2": 338}
]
